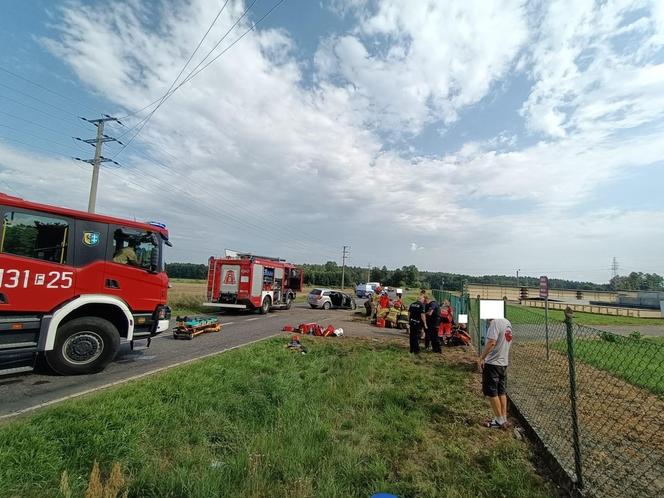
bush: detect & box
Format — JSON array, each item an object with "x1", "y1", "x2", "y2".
[{"x1": 600, "y1": 331, "x2": 619, "y2": 343}]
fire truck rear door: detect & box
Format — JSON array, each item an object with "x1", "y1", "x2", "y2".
[{"x1": 220, "y1": 264, "x2": 240, "y2": 294}]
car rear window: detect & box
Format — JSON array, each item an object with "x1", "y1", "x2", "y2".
[{"x1": 310, "y1": 289, "x2": 322, "y2": 295}]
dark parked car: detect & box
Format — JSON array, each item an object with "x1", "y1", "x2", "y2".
[{"x1": 308, "y1": 288, "x2": 357, "y2": 310}]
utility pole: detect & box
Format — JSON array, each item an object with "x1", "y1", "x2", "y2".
[
  {"x1": 516, "y1": 268, "x2": 521, "y2": 288},
  {"x1": 341, "y1": 245, "x2": 350, "y2": 289},
  {"x1": 75, "y1": 115, "x2": 123, "y2": 213},
  {"x1": 611, "y1": 257, "x2": 619, "y2": 289},
  {"x1": 367, "y1": 262, "x2": 371, "y2": 283}
]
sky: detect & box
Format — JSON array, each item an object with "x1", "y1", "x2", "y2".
[{"x1": 0, "y1": 0, "x2": 663, "y2": 283}]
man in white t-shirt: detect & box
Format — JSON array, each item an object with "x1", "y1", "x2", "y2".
[{"x1": 478, "y1": 318, "x2": 513, "y2": 429}]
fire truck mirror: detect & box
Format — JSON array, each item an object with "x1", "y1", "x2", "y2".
[{"x1": 149, "y1": 233, "x2": 160, "y2": 273}]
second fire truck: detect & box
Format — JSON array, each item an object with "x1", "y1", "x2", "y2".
[{"x1": 204, "y1": 252, "x2": 303, "y2": 313}]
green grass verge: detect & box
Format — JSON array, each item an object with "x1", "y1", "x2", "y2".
[
  {"x1": 507, "y1": 304, "x2": 664, "y2": 326},
  {"x1": 0, "y1": 339, "x2": 553, "y2": 498},
  {"x1": 552, "y1": 336, "x2": 664, "y2": 395}
]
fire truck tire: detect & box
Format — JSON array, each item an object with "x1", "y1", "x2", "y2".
[
  {"x1": 45, "y1": 317, "x2": 121, "y2": 375},
  {"x1": 260, "y1": 296, "x2": 271, "y2": 314},
  {"x1": 285, "y1": 294, "x2": 293, "y2": 310}
]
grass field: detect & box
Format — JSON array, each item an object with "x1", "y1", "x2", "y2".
[
  {"x1": 0, "y1": 339, "x2": 553, "y2": 498},
  {"x1": 507, "y1": 304, "x2": 664, "y2": 326},
  {"x1": 168, "y1": 279, "x2": 429, "y2": 316},
  {"x1": 551, "y1": 335, "x2": 664, "y2": 396}
]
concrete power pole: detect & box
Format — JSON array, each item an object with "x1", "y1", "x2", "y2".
[
  {"x1": 341, "y1": 245, "x2": 350, "y2": 289},
  {"x1": 75, "y1": 115, "x2": 123, "y2": 213}
]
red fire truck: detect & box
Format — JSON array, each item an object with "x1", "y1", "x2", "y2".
[
  {"x1": 205, "y1": 252, "x2": 303, "y2": 313},
  {"x1": 0, "y1": 192, "x2": 171, "y2": 376}
]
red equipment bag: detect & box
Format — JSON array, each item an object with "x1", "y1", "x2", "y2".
[
  {"x1": 376, "y1": 317, "x2": 386, "y2": 328},
  {"x1": 283, "y1": 325, "x2": 295, "y2": 332},
  {"x1": 298, "y1": 323, "x2": 318, "y2": 335},
  {"x1": 323, "y1": 325, "x2": 335, "y2": 337}
]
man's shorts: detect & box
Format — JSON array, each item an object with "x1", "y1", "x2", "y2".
[{"x1": 482, "y1": 363, "x2": 507, "y2": 397}]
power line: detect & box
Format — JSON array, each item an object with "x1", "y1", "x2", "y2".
[
  {"x1": 0, "y1": 134, "x2": 90, "y2": 174},
  {"x1": 0, "y1": 81, "x2": 82, "y2": 118},
  {"x1": 0, "y1": 93, "x2": 88, "y2": 128},
  {"x1": 112, "y1": 0, "x2": 254, "y2": 152},
  {"x1": 106, "y1": 136, "x2": 336, "y2": 254},
  {"x1": 0, "y1": 123, "x2": 336, "y2": 258},
  {"x1": 0, "y1": 110, "x2": 75, "y2": 136},
  {"x1": 0, "y1": 123, "x2": 78, "y2": 151},
  {"x1": 118, "y1": 0, "x2": 233, "y2": 121},
  {"x1": 0, "y1": 179, "x2": 21, "y2": 197},
  {"x1": 113, "y1": 0, "x2": 284, "y2": 159},
  {"x1": 0, "y1": 65, "x2": 102, "y2": 115}
]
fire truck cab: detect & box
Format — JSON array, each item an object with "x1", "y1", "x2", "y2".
[
  {"x1": 0, "y1": 193, "x2": 171, "y2": 376},
  {"x1": 205, "y1": 252, "x2": 303, "y2": 313}
]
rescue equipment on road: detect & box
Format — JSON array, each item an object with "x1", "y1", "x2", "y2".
[
  {"x1": 282, "y1": 323, "x2": 344, "y2": 337},
  {"x1": 172, "y1": 316, "x2": 221, "y2": 340}
]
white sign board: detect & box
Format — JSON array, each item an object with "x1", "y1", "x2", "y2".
[
  {"x1": 458, "y1": 314, "x2": 468, "y2": 324},
  {"x1": 480, "y1": 300, "x2": 505, "y2": 319}
]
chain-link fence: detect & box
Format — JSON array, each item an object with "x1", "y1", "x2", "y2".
[
  {"x1": 431, "y1": 289, "x2": 466, "y2": 322},
  {"x1": 506, "y1": 304, "x2": 664, "y2": 498}
]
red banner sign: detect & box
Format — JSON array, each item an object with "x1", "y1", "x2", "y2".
[{"x1": 539, "y1": 276, "x2": 549, "y2": 298}]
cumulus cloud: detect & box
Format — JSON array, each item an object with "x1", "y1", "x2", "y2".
[
  {"x1": 521, "y1": 0, "x2": 664, "y2": 139},
  {"x1": 0, "y1": 0, "x2": 662, "y2": 281},
  {"x1": 316, "y1": 0, "x2": 529, "y2": 134}
]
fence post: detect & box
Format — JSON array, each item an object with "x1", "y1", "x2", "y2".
[
  {"x1": 564, "y1": 306, "x2": 584, "y2": 490},
  {"x1": 475, "y1": 297, "x2": 481, "y2": 354},
  {"x1": 545, "y1": 296, "x2": 550, "y2": 360}
]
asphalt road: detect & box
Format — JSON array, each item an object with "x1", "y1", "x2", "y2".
[{"x1": 0, "y1": 303, "x2": 340, "y2": 420}]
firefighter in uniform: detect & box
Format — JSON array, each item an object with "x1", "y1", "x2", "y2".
[
  {"x1": 439, "y1": 299, "x2": 454, "y2": 341},
  {"x1": 408, "y1": 295, "x2": 427, "y2": 354}
]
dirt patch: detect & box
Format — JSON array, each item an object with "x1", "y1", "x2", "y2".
[{"x1": 509, "y1": 341, "x2": 664, "y2": 498}]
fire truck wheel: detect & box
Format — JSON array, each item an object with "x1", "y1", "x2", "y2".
[
  {"x1": 285, "y1": 295, "x2": 293, "y2": 310},
  {"x1": 260, "y1": 296, "x2": 272, "y2": 314},
  {"x1": 45, "y1": 317, "x2": 121, "y2": 375}
]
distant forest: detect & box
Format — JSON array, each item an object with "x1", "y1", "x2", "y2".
[{"x1": 166, "y1": 261, "x2": 663, "y2": 292}]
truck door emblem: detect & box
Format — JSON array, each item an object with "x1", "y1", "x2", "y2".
[
  {"x1": 83, "y1": 231, "x2": 100, "y2": 246},
  {"x1": 224, "y1": 270, "x2": 236, "y2": 285}
]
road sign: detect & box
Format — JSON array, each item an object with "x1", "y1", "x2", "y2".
[{"x1": 539, "y1": 276, "x2": 549, "y2": 298}]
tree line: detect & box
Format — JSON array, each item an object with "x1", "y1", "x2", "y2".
[{"x1": 166, "y1": 262, "x2": 664, "y2": 292}]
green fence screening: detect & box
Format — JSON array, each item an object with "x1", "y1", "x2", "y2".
[
  {"x1": 506, "y1": 304, "x2": 664, "y2": 498},
  {"x1": 431, "y1": 289, "x2": 466, "y2": 322}
]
